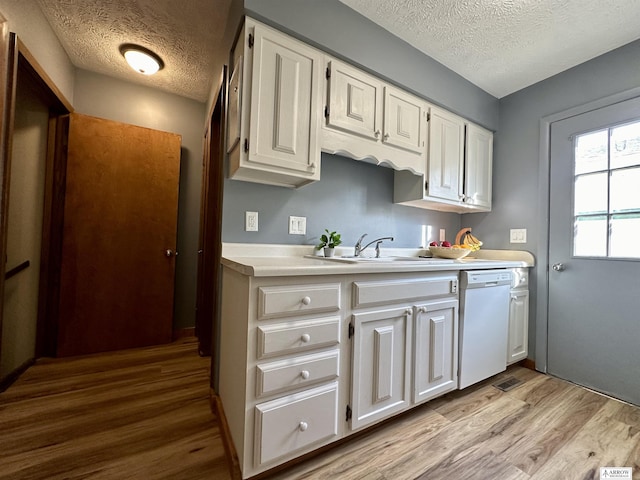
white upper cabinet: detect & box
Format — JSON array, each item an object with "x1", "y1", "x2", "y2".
[
  {"x1": 426, "y1": 106, "x2": 465, "y2": 202},
  {"x1": 464, "y1": 123, "x2": 493, "y2": 210},
  {"x1": 383, "y1": 85, "x2": 426, "y2": 155},
  {"x1": 394, "y1": 111, "x2": 494, "y2": 213},
  {"x1": 227, "y1": 18, "x2": 493, "y2": 201},
  {"x1": 322, "y1": 58, "x2": 427, "y2": 175},
  {"x1": 325, "y1": 60, "x2": 382, "y2": 141},
  {"x1": 228, "y1": 18, "x2": 323, "y2": 188}
]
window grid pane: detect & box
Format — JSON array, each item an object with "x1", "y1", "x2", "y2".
[{"x1": 573, "y1": 118, "x2": 640, "y2": 259}]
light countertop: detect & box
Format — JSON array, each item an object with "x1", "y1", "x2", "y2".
[{"x1": 221, "y1": 243, "x2": 535, "y2": 277}]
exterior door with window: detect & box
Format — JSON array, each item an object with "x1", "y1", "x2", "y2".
[{"x1": 548, "y1": 96, "x2": 640, "y2": 406}]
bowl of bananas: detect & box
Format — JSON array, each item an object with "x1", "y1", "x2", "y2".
[{"x1": 429, "y1": 244, "x2": 472, "y2": 259}]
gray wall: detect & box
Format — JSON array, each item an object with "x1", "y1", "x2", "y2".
[
  {"x1": 223, "y1": 154, "x2": 460, "y2": 248},
  {"x1": 463, "y1": 38, "x2": 640, "y2": 360},
  {"x1": 74, "y1": 69, "x2": 206, "y2": 330}
]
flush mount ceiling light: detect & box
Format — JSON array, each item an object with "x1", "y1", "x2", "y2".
[{"x1": 119, "y1": 44, "x2": 164, "y2": 75}]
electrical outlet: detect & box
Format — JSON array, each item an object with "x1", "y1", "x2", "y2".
[
  {"x1": 439, "y1": 229, "x2": 446, "y2": 242},
  {"x1": 510, "y1": 228, "x2": 527, "y2": 243},
  {"x1": 245, "y1": 211, "x2": 258, "y2": 232},
  {"x1": 289, "y1": 216, "x2": 306, "y2": 235}
]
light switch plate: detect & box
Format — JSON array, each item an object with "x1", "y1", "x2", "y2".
[
  {"x1": 289, "y1": 216, "x2": 306, "y2": 235},
  {"x1": 245, "y1": 211, "x2": 258, "y2": 232},
  {"x1": 510, "y1": 228, "x2": 527, "y2": 243},
  {"x1": 439, "y1": 229, "x2": 446, "y2": 242}
]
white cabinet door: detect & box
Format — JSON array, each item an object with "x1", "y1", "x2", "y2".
[
  {"x1": 382, "y1": 86, "x2": 426, "y2": 154},
  {"x1": 507, "y1": 289, "x2": 529, "y2": 364},
  {"x1": 427, "y1": 107, "x2": 465, "y2": 202},
  {"x1": 464, "y1": 123, "x2": 493, "y2": 210},
  {"x1": 413, "y1": 298, "x2": 458, "y2": 404},
  {"x1": 351, "y1": 306, "x2": 411, "y2": 430},
  {"x1": 326, "y1": 59, "x2": 382, "y2": 140},
  {"x1": 248, "y1": 22, "x2": 322, "y2": 180}
]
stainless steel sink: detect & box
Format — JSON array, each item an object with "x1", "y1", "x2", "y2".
[{"x1": 311, "y1": 255, "x2": 456, "y2": 264}]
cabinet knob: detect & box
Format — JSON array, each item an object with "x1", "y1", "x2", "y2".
[
  {"x1": 374, "y1": 130, "x2": 381, "y2": 138},
  {"x1": 301, "y1": 296, "x2": 311, "y2": 306},
  {"x1": 301, "y1": 333, "x2": 311, "y2": 343},
  {"x1": 300, "y1": 370, "x2": 310, "y2": 380},
  {"x1": 309, "y1": 163, "x2": 316, "y2": 172},
  {"x1": 405, "y1": 309, "x2": 412, "y2": 316},
  {"x1": 298, "y1": 421, "x2": 308, "y2": 432},
  {"x1": 418, "y1": 306, "x2": 427, "y2": 313},
  {"x1": 383, "y1": 133, "x2": 389, "y2": 140}
]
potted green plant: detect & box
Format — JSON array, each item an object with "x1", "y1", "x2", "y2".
[{"x1": 316, "y1": 229, "x2": 342, "y2": 257}]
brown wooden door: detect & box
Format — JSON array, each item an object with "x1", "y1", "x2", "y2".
[{"x1": 56, "y1": 113, "x2": 181, "y2": 357}]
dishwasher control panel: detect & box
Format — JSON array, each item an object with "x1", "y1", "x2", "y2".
[{"x1": 461, "y1": 269, "x2": 512, "y2": 288}]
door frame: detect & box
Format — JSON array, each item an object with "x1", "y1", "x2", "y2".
[
  {"x1": 0, "y1": 15, "x2": 14, "y2": 366},
  {"x1": 196, "y1": 66, "x2": 226, "y2": 387},
  {"x1": 536, "y1": 85, "x2": 640, "y2": 373},
  {"x1": 0, "y1": 30, "x2": 72, "y2": 382}
]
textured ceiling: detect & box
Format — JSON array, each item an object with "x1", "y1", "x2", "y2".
[
  {"x1": 36, "y1": 0, "x2": 232, "y2": 103},
  {"x1": 34, "y1": 0, "x2": 640, "y2": 102},
  {"x1": 340, "y1": 0, "x2": 640, "y2": 98}
]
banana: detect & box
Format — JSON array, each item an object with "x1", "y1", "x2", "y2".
[
  {"x1": 462, "y1": 231, "x2": 482, "y2": 251},
  {"x1": 468, "y1": 232, "x2": 483, "y2": 247}
]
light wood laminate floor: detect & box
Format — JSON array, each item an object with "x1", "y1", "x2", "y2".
[
  {"x1": 268, "y1": 366, "x2": 640, "y2": 480},
  {"x1": 0, "y1": 338, "x2": 229, "y2": 480},
  {"x1": 2, "y1": 340, "x2": 639, "y2": 480}
]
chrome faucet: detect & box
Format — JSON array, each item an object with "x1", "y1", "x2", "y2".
[{"x1": 354, "y1": 234, "x2": 394, "y2": 258}]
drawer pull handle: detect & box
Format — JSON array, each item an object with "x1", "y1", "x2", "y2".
[
  {"x1": 300, "y1": 370, "x2": 310, "y2": 380},
  {"x1": 301, "y1": 333, "x2": 311, "y2": 343},
  {"x1": 298, "y1": 421, "x2": 308, "y2": 432},
  {"x1": 301, "y1": 296, "x2": 311, "y2": 306}
]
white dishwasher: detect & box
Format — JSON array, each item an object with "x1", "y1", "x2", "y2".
[{"x1": 458, "y1": 269, "x2": 511, "y2": 389}]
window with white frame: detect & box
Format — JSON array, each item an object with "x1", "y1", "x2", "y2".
[{"x1": 573, "y1": 119, "x2": 640, "y2": 258}]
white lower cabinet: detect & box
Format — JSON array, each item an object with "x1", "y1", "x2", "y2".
[
  {"x1": 507, "y1": 288, "x2": 529, "y2": 364},
  {"x1": 219, "y1": 269, "x2": 460, "y2": 479},
  {"x1": 254, "y1": 381, "x2": 339, "y2": 465},
  {"x1": 350, "y1": 306, "x2": 412, "y2": 430},
  {"x1": 413, "y1": 298, "x2": 458, "y2": 404},
  {"x1": 349, "y1": 273, "x2": 459, "y2": 431}
]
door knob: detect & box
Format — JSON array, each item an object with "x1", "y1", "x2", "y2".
[
  {"x1": 552, "y1": 263, "x2": 565, "y2": 271},
  {"x1": 165, "y1": 249, "x2": 175, "y2": 257}
]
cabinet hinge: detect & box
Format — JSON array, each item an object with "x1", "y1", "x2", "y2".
[
  {"x1": 244, "y1": 138, "x2": 249, "y2": 153},
  {"x1": 326, "y1": 66, "x2": 331, "y2": 79},
  {"x1": 324, "y1": 106, "x2": 330, "y2": 118},
  {"x1": 425, "y1": 180, "x2": 428, "y2": 191},
  {"x1": 427, "y1": 112, "x2": 431, "y2": 122},
  {"x1": 348, "y1": 322, "x2": 354, "y2": 339},
  {"x1": 248, "y1": 33, "x2": 254, "y2": 49},
  {"x1": 346, "y1": 405, "x2": 352, "y2": 422}
]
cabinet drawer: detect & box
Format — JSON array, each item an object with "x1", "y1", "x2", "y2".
[
  {"x1": 256, "y1": 349, "x2": 340, "y2": 397},
  {"x1": 258, "y1": 283, "x2": 341, "y2": 319},
  {"x1": 353, "y1": 276, "x2": 457, "y2": 308},
  {"x1": 257, "y1": 316, "x2": 340, "y2": 359},
  {"x1": 254, "y1": 382, "x2": 339, "y2": 466}
]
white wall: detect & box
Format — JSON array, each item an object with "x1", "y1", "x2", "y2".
[{"x1": 0, "y1": 0, "x2": 75, "y2": 103}]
